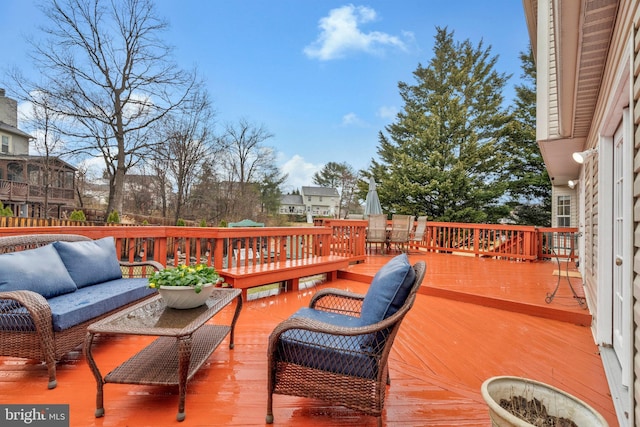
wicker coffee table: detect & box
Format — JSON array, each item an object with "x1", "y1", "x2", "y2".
[{"x1": 83, "y1": 288, "x2": 242, "y2": 422}]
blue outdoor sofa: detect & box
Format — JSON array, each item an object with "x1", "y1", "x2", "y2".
[{"x1": 0, "y1": 234, "x2": 162, "y2": 389}]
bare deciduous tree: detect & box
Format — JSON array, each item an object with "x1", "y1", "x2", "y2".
[
  {"x1": 217, "y1": 119, "x2": 279, "y2": 219},
  {"x1": 15, "y1": 0, "x2": 197, "y2": 215},
  {"x1": 153, "y1": 87, "x2": 218, "y2": 223},
  {"x1": 21, "y1": 91, "x2": 65, "y2": 218}
]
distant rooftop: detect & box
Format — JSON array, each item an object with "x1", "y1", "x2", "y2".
[{"x1": 301, "y1": 186, "x2": 339, "y2": 197}]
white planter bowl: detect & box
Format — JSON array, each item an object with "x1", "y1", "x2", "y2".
[
  {"x1": 481, "y1": 376, "x2": 608, "y2": 427},
  {"x1": 158, "y1": 283, "x2": 215, "y2": 309}
]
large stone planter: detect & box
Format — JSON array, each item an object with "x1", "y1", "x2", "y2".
[
  {"x1": 158, "y1": 283, "x2": 214, "y2": 309},
  {"x1": 481, "y1": 376, "x2": 608, "y2": 427}
]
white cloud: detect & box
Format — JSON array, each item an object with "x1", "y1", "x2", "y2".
[
  {"x1": 377, "y1": 105, "x2": 397, "y2": 120},
  {"x1": 304, "y1": 5, "x2": 407, "y2": 60},
  {"x1": 341, "y1": 112, "x2": 366, "y2": 127},
  {"x1": 280, "y1": 154, "x2": 322, "y2": 192}
]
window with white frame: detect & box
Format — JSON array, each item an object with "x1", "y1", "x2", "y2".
[
  {"x1": 557, "y1": 195, "x2": 571, "y2": 227},
  {"x1": 1, "y1": 136, "x2": 8, "y2": 154}
]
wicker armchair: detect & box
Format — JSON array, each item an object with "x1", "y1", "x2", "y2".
[
  {"x1": 0, "y1": 234, "x2": 163, "y2": 389},
  {"x1": 266, "y1": 256, "x2": 426, "y2": 426}
]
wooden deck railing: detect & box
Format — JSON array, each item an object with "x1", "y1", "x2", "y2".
[
  {"x1": 0, "y1": 220, "x2": 577, "y2": 265},
  {"x1": 318, "y1": 219, "x2": 578, "y2": 262},
  {"x1": 422, "y1": 222, "x2": 539, "y2": 260},
  {"x1": 0, "y1": 224, "x2": 367, "y2": 270},
  {"x1": 536, "y1": 227, "x2": 579, "y2": 262}
]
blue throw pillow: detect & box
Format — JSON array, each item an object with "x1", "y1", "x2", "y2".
[
  {"x1": 360, "y1": 253, "x2": 416, "y2": 325},
  {"x1": 0, "y1": 244, "x2": 77, "y2": 298},
  {"x1": 53, "y1": 237, "x2": 122, "y2": 288}
]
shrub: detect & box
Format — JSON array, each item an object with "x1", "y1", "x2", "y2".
[
  {"x1": 0, "y1": 202, "x2": 12, "y2": 217},
  {"x1": 176, "y1": 218, "x2": 186, "y2": 226},
  {"x1": 69, "y1": 210, "x2": 86, "y2": 221},
  {"x1": 199, "y1": 219, "x2": 208, "y2": 227},
  {"x1": 107, "y1": 210, "x2": 120, "y2": 224}
]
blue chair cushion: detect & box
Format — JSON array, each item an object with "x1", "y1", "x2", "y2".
[
  {"x1": 46, "y1": 278, "x2": 155, "y2": 331},
  {"x1": 277, "y1": 307, "x2": 378, "y2": 379},
  {"x1": 0, "y1": 244, "x2": 77, "y2": 299},
  {"x1": 360, "y1": 253, "x2": 415, "y2": 325},
  {"x1": 53, "y1": 237, "x2": 122, "y2": 288},
  {"x1": 292, "y1": 307, "x2": 365, "y2": 328}
]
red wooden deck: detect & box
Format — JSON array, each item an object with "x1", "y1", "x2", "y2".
[{"x1": 0, "y1": 250, "x2": 617, "y2": 426}]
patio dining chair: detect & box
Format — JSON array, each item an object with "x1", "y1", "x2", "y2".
[
  {"x1": 366, "y1": 213, "x2": 387, "y2": 253},
  {"x1": 409, "y1": 216, "x2": 428, "y2": 251},
  {"x1": 389, "y1": 214, "x2": 414, "y2": 252},
  {"x1": 266, "y1": 254, "x2": 427, "y2": 426}
]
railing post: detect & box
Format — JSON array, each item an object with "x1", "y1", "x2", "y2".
[
  {"x1": 213, "y1": 238, "x2": 224, "y2": 270},
  {"x1": 473, "y1": 227, "x2": 480, "y2": 257}
]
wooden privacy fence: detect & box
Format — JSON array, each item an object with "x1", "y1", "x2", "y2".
[{"x1": 0, "y1": 217, "x2": 99, "y2": 227}]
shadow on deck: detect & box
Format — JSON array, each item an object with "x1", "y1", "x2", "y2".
[{"x1": 0, "y1": 250, "x2": 617, "y2": 426}]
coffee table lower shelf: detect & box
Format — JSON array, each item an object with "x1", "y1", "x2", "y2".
[
  {"x1": 85, "y1": 289, "x2": 242, "y2": 422},
  {"x1": 105, "y1": 324, "x2": 231, "y2": 385}
]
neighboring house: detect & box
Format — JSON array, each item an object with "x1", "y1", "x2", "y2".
[
  {"x1": 279, "y1": 187, "x2": 340, "y2": 218},
  {"x1": 523, "y1": 1, "x2": 637, "y2": 425},
  {"x1": 0, "y1": 88, "x2": 76, "y2": 218},
  {"x1": 83, "y1": 175, "x2": 165, "y2": 215},
  {"x1": 279, "y1": 193, "x2": 305, "y2": 215}
]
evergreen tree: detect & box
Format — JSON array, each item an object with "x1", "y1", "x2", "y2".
[
  {"x1": 501, "y1": 47, "x2": 551, "y2": 225},
  {"x1": 313, "y1": 162, "x2": 358, "y2": 218},
  {"x1": 259, "y1": 165, "x2": 287, "y2": 217},
  {"x1": 372, "y1": 27, "x2": 510, "y2": 223}
]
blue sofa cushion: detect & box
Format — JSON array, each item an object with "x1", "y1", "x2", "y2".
[
  {"x1": 53, "y1": 237, "x2": 122, "y2": 288},
  {"x1": 360, "y1": 253, "x2": 415, "y2": 325},
  {"x1": 46, "y1": 278, "x2": 155, "y2": 331},
  {"x1": 0, "y1": 245, "x2": 77, "y2": 298},
  {"x1": 278, "y1": 308, "x2": 377, "y2": 379}
]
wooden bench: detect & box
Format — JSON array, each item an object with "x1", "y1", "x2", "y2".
[{"x1": 218, "y1": 255, "x2": 350, "y2": 300}]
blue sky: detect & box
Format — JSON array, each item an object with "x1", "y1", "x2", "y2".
[{"x1": 1, "y1": 1, "x2": 530, "y2": 192}]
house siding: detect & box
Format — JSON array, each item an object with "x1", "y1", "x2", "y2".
[
  {"x1": 634, "y1": 6, "x2": 640, "y2": 423},
  {"x1": 584, "y1": 156, "x2": 598, "y2": 326},
  {"x1": 551, "y1": 186, "x2": 579, "y2": 227},
  {"x1": 526, "y1": 0, "x2": 637, "y2": 423},
  {"x1": 548, "y1": 1, "x2": 559, "y2": 137}
]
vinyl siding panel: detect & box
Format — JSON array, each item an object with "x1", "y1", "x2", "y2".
[
  {"x1": 634, "y1": 9, "x2": 640, "y2": 423},
  {"x1": 585, "y1": 158, "x2": 599, "y2": 322},
  {"x1": 548, "y1": 2, "x2": 560, "y2": 136}
]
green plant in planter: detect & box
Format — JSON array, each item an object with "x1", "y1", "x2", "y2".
[{"x1": 148, "y1": 264, "x2": 219, "y2": 293}]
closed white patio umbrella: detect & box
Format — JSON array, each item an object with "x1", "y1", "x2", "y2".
[{"x1": 364, "y1": 177, "x2": 383, "y2": 217}]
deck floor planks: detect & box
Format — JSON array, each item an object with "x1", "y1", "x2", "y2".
[{"x1": 0, "y1": 250, "x2": 618, "y2": 426}]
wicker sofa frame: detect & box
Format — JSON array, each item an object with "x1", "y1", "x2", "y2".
[
  {"x1": 266, "y1": 260, "x2": 426, "y2": 426},
  {"x1": 0, "y1": 233, "x2": 163, "y2": 389}
]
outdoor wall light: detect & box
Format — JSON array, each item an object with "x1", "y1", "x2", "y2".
[
  {"x1": 572, "y1": 148, "x2": 597, "y2": 164},
  {"x1": 568, "y1": 179, "x2": 579, "y2": 189}
]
